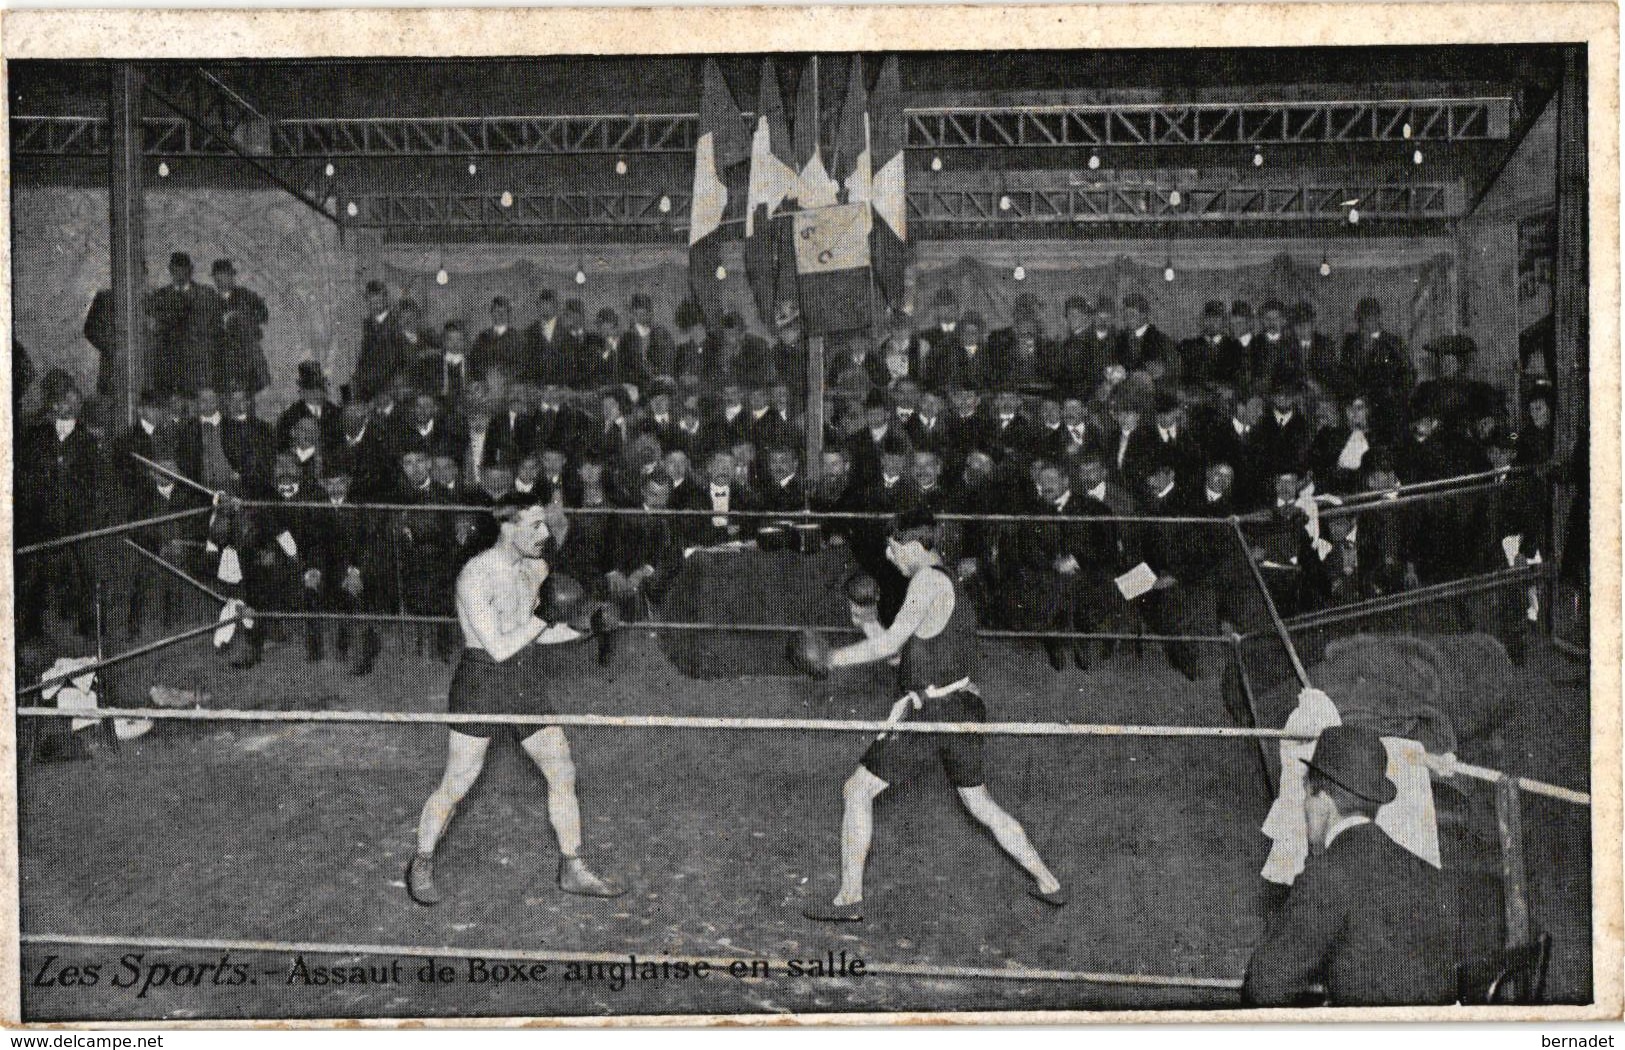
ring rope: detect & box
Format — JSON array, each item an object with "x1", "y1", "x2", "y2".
[
  {"x1": 127, "y1": 453, "x2": 221, "y2": 499},
  {"x1": 13, "y1": 705, "x2": 1590, "y2": 805},
  {"x1": 1273, "y1": 565, "x2": 1550, "y2": 633},
  {"x1": 17, "y1": 932, "x2": 1245, "y2": 992},
  {"x1": 15, "y1": 617, "x2": 244, "y2": 699},
  {"x1": 120, "y1": 537, "x2": 235, "y2": 604},
  {"x1": 16, "y1": 505, "x2": 215, "y2": 558}
]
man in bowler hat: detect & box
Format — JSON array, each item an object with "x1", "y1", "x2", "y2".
[{"x1": 1243, "y1": 723, "x2": 1457, "y2": 1006}]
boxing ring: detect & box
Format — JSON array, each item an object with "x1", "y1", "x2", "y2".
[{"x1": 13, "y1": 455, "x2": 1586, "y2": 1011}]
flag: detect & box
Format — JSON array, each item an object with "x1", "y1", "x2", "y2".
[
  {"x1": 793, "y1": 58, "x2": 838, "y2": 210},
  {"x1": 745, "y1": 59, "x2": 798, "y2": 327},
  {"x1": 795, "y1": 203, "x2": 872, "y2": 335},
  {"x1": 869, "y1": 56, "x2": 907, "y2": 311},
  {"x1": 689, "y1": 58, "x2": 750, "y2": 324},
  {"x1": 832, "y1": 56, "x2": 872, "y2": 211}
]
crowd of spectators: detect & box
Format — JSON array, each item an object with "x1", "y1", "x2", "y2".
[{"x1": 15, "y1": 263, "x2": 1561, "y2": 679}]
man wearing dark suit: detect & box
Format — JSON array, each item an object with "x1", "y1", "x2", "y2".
[
  {"x1": 113, "y1": 389, "x2": 174, "y2": 508},
  {"x1": 990, "y1": 293, "x2": 1055, "y2": 395},
  {"x1": 746, "y1": 388, "x2": 795, "y2": 452},
  {"x1": 276, "y1": 362, "x2": 344, "y2": 456},
  {"x1": 1178, "y1": 300, "x2": 1248, "y2": 390},
  {"x1": 523, "y1": 289, "x2": 568, "y2": 387},
  {"x1": 1105, "y1": 388, "x2": 1161, "y2": 491},
  {"x1": 144, "y1": 251, "x2": 219, "y2": 396},
  {"x1": 352, "y1": 280, "x2": 407, "y2": 404},
  {"x1": 471, "y1": 297, "x2": 526, "y2": 385},
  {"x1": 335, "y1": 402, "x2": 394, "y2": 502},
  {"x1": 1243, "y1": 725, "x2": 1457, "y2": 1007},
  {"x1": 397, "y1": 393, "x2": 462, "y2": 461},
  {"x1": 590, "y1": 392, "x2": 637, "y2": 467},
  {"x1": 247, "y1": 455, "x2": 327, "y2": 662},
  {"x1": 914, "y1": 288, "x2": 964, "y2": 389},
  {"x1": 1250, "y1": 300, "x2": 1303, "y2": 392},
  {"x1": 1134, "y1": 464, "x2": 1203, "y2": 680},
  {"x1": 1290, "y1": 301, "x2": 1343, "y2": 401},
  {"x1": 209, "y1": 259, "x2": 271, "y2": 394},
  {"x1": 221, "y1": 386, "x2": 277, "y2": 493},
  {"x1": 845, "y1": 393, "x2": 914, "y2": 490},
  {"x1": 607, "y1": 473, "x2": 680, "y2": 619},
  {"x1": 927, "y1": 313, "x2": 995, "y2": 393},
  {"x1": 1307, "y1": 395, "x2": 1377, "y2": 497},
  {"x1": 979, "y1": 391, "x2": 1036, "y2": 467},
  {"x1": 758, "y1": 447, "x2": 806, "y2": 514},
  {"x1": 1147, "y1": 390, "x2": 1204, "y2": 493},
  {"x1": 1112, "y1": 293, "x2": 1174, "y2": 374},
  {"x1": 17, "y1": 384, "x2": 100, "y2": 641},
  {"x1": 593, "y1": 307, "x2": 647, "y2": 389},
  {"x1": 414, "y1": 321, "x2": 475, "y2": 403},
  {"x1": 1015, "y1": 462, "x2": 1119, "y2": 671},
  {"x1": 672, "y1": 301, "x2": 724, "y2": 384},
  {"x1": 307, "y1": 461, "x2": 382, "y2": 675},
  {"x1": 124, "y1": 455, "x2": 210, "y2": 637},
  {"x1": 1254, "y1": 378, "x2": 1313, "y2": 484},
  {"x1": 905, "y1": 391, "x2": 954, "y2": 463},
  {"x1": 176, "y1": 387, "x2": 242, "y2": 494},
  {"x1": 1052, "y1": 296, "x2": 1108, "y2": 397},
  {"x1": 530, "y1": 386, "x2": 582, "y2": 458},
  {"x1": 482, "y1": 387, "x2": 536, "y2": 472},
  {"x1": 1340, "y1": 298, "x2": 1415, "y2": 443},
  {"x1": 1200, "y1": 390, "x2": 1266, "y2": 510},
  {"x1": 621, "y1": 294, "x2": 673, "y2": 388}
]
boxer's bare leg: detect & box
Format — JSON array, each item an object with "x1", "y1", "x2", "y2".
[
  {"x1": 520, "y1": 726, "x2": 624, "y2": 897},
  {"x1": 834, "y1": 766, "x2": 890, "y2": 905},
  {"x1": 957, "y1": 785, "x2": 1062, "y2": 895},
  {"x1": 408, "y1": 730, "x2": 489, "y2": 905}
]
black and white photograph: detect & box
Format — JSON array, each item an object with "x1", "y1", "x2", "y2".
[{"x1": 3, "y1": 4, "x2": 1618, "y2": 1027}]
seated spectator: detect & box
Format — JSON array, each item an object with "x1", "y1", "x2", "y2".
[
  {"x1": 276, "y1": 361, "x2": 342, "y2": 455},
  {"x1": 417, "y1": 320, "x2": 474, "y2": 402},
  {"x1": 607, "y1": 473, "x2": 680, "y2": 619},
  {"x1": 247, "y1": 454, "x2": 324, "y2": 663},
  {"x1": 472, "y1": 297, "x2": 525, "y2": 384}
]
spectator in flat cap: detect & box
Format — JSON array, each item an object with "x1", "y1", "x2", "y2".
[
  {"x1": 1289, "y1": 301, "x2": 1342, "y2": 400},
  {"x1": 1340, "y1": 298, "x2": 1413, "y2": 443},
  {"x1": 621, "y1": 293, "x2": 673, "y2": 390},
  {"x1": 916, "y1": 287, "x2": 965, "y2": 374},
  {"x1": 1112, "y1": 292, "x2": 1173, "y2": 375}
]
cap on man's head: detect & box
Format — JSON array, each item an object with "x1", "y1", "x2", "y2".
[
  {"x1": 864, "y1": 388, "x2": 890, "y2": 411},
  {"x1": 1120, "y1": 292, "x2": 1149, "y2": 312},
  {"x1": 1230, "y1": 300, "x2": 1254, "y2": 319},
  {"x1": 933, "y1": 288, "x2": 959, "y2": 307},
  {"x1": 596, "y1": 307, "x2": 620, "y2": 326},
  {"x1": 629, "y1": 293, "x2": 652, "y2": 311},
  {"x1": 890, "y1": 506, "x2": 939, "y2": 542},
  {"x1": 1064, "y1": 295, "x2": 1092, "y2": 314},
  {"x1": 1202, "y1": 300, "x2": 1227, "y2": 319},
  {"x1": 212, "y1": 259, "x2": 235, "y2": 276},
  {"x1": 170, "y1": 251, "x2": 193, "y2": 271},
  {"x1": 674, "y1": 298, "x2": 705, "y2": 330},
  {"x1": 1357, "y1": 297, "x2": 1383, "y2": 317},
  {"x1": 1154, "y1": 389, "x2": 1181, "y2": 415},
  {"x1": 1289, "y1": 301, "x2": 1316, "y2": 324},
  {"x1": 297, "y1": 361, "x2": 327, "y2": 391}
]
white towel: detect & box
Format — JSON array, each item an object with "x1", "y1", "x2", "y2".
[
  {"x1": 1261, "y1": 688, "x2": 1442, "y2": 885},
  {"x1": 42, "y1": 657, "x2": 101, "y2": 733},
  {"x1": 217, "y1": 546, "x2": 243, "y2": 585},
  {"x1": 214, "y1": 599, "x2": 254, "y2": 648},
  {"x1": 1337, "y1": 429, "x2": 1370, "y2": 471}
]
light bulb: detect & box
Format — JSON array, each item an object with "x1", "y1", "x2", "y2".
[
  {"x1": 157, "y1": 162, "x2": 170, "y2": 178},
  {"x1": 1348, "y1": 208, "x2": 1361, "y2": 225},
  {"x1": 1013, "y1": 264, "x2": 1026, "y2": 281},
  {"x1": 1163, "y1": 264, "x2": 1176, "y2": 282},
  {"x1": 1252, "y1": 150, "x2": 1264, "y2": 167},
  {"x1": 658, "y1": 195, "x2": 672, "y2": 213},
  {"x1": 1088, "y1": 153, "x2": 1101, "y2": 170},
  {"x1": 575, "y1": 268, "x2": 588, "y2": 285},
  {"x1": 930, "y1": 154, "x2": 942, "y2": 172},
  {"x1": 1402, "y1": 122, "x2": 1413, "y2": 139},
  {"x1": 715, "y1": 265, "x2": 727, "y2": 281},
  {"x1": 468, "y1": 162, "x2": 478, "y2": 176},
  {"x1": 1169, "y1": 189, "x2": 1182, "y2": 206},
  {"x1": 436, "y1": 269, "x2": 449, "y2": 286},
  {"x1": 998, "y1": 195, "x2": 1012, "y2": 211},
  {"x1": 1319, "y1": 258, "x2": 1331, "y2": 277},
  {"x1": 500, "y1": 191, "x2": 514, "y2": 208},
  {"x1": 324, "y1": 162, "x2": 335, "y2": 178},
  {"x1": 346, "y1": 201, "x2": 358, "y2": 217},
  {"x1": 615, "y1": 158, "x2": 628, "y2": 176},
  {"x1": 1412, "y1": 149, "x2": 1424, "y2": 165}
]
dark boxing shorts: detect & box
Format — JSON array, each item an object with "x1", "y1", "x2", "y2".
[
  {"x1": 446, "y1": 646, "x2": 552, "y2": 740},
  {"x1": 859, "y1": 685, "x2": 986, "y2": 789}
]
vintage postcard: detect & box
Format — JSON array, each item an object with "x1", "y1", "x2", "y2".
[{"x1": 0, "y1": 3, "x2": 1618, "y2": 1028}]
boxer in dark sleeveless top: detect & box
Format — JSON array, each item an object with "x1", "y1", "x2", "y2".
[{"x1": 801, "y1": 508, "x2": 1066, "y2": 922}]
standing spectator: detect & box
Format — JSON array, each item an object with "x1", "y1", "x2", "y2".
[
  {"x1": 928, "y1": 312, "x2": 994, "y2": 392},
  {"x1": 221, "y1": 385, "x2": 276, "y2": 494},
  {"x1": 248, "y1": 455, "x2": 325, "y2": 663},
  {"x1": 352, "y1": 280, "x2": 405, "y2": 404},
  {"x1": 1251, "y1": 300, "x2": 1300, "y2": 391},
  {"x1": 672, "y1": 300, "x2": 723, "y2": 384},
  {"x1": 209, "y1": 259, "x2": 270, "y2": 394},
  {"x1": 1290, "y1": 301, "x2": 1342, "y2": 401},
  {"x1": 17, "y1": 382, "x2": 100, "y2": 641},
  {"x1": 1254, "y1": 377, "x2": 1313, "y2": 484},
  {"x1": 471, "y1": 297, "x2": 525, "y2": 385},
  {"x1": 1113, "y1": 293, "x2": 1173, "y2": 374},
  {"x1": 1341, "y1": 298, "x2": 1414, "y2": 443},
  {"x1": 618, "y1": 297, "x2": 669, "y2": 388},
  {"x1": 416, "y1": 320, "x2": 474, "y2": 403},
  {"x1": 337, "y1": 401, "x2": 393, "y2": 502},
  {"x1": 524, "y1": 289, "x2": 566, "y2": 387},
  {"x1": 145, "y1": 251, "x2": 219, "y2": 396},
  {"x1": 914, "y1": 288, "x2": 963, "y2": 385},
  {"x1": 112, "y1": 388, "x2": 174, "y2": 506},
  {"x1": 277, "y1": 362, "x2": 343, "y2": 455},
  {"x1": 1179, "y1": 300, "x2": 1246, "y2": 390},
  {"x1": 124, "y1": 455, "x2": 208, "y2": 637},
  {"x1": 1054, "y1": 296, "x2": 1110, "y2": 397}
]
